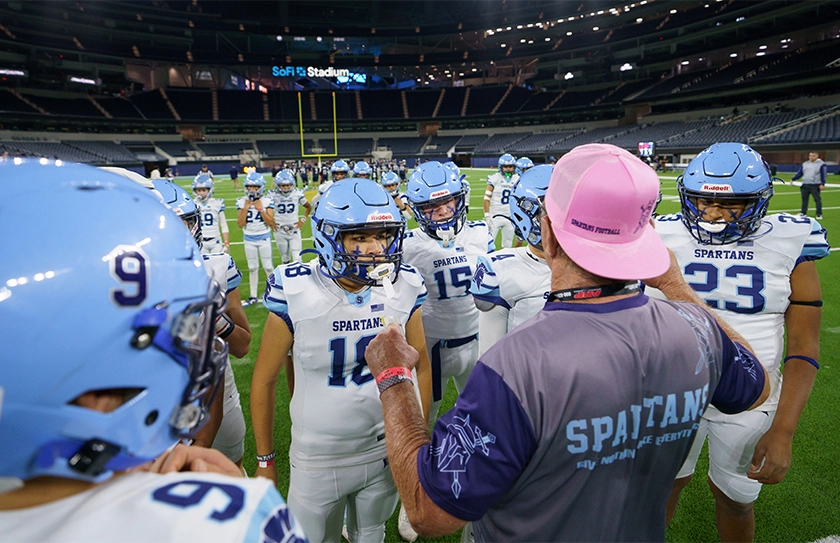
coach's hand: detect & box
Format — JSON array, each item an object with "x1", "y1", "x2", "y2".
[
  {"x1": 366, "y1": 324, "x2": 419, "y2": 377},
  {"x1": 148, "y1": 444, "x2": 244, "y2": 477},
  {"x1": 747, "y1": 426, "x2": 792, "y2": 484}
]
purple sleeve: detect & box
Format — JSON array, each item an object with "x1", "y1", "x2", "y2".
[
  {"x1": 791, "y1": 166, "x2": 803, "y2": 181},
  {"x1": 710, "y1": 324, "x2": 765, "y2": 414},
  {"x1": 820, "y1": 164, "x2": 827, "y2": 184},
  {"x1": 417, "y1": 362, "x2": 537, "y2": 521}
]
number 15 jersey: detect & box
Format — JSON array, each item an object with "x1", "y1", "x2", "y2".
[
  {"x1": 263, "y1": 261, "x2": 427, "y2": 469},
  {"x1": 652, "y1": 213, "x2": 829, "y2": 410}
]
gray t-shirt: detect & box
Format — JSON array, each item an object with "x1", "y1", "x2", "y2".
[{"x1": 417, "y1": 294, "x2": 765, "y2": 542}]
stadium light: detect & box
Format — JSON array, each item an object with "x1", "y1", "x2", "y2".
[
  {"x1": 759, "y1": 45, "x2": 767, "y2": 49},
  {"x1": 620, "y1": 63, "x2": 633, "y2": 71},
  {"x1": 564, "y1": 71, "x2": 574, "y2": 80},
  {"x1": 730, "y1": 53, "x2": 738, "y2": 57},
  {"x1": 567, "y1": 31, "x2": 573, "y2": 36}
]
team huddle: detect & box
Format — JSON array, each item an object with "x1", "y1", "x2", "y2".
[{"x1": 0, "y1": 142, "x2": 827, "y2": 542}]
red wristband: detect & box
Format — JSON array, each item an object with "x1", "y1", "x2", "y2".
[{"x1": 375, "y1": 366, "x2": 412, "y2": 385}]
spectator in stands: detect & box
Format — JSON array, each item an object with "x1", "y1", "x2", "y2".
[
  {"x1": 792, "y1": 152, "x2": 826, "y2": 219},
  {"x1": 230, "y1": 164, "x2": 241, "y2": 191},
  {"x1": 200, "y1": 164, "x2": 214, "y2": 179}
]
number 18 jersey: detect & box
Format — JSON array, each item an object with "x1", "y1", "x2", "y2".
[
  {"x1": 652, "y1": 213, "x2": 829, "y2": 410},
  {"x1": 263, "y1": 261, "x2": 427, "y2": 469}
]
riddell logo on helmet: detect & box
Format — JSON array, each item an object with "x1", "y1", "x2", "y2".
[
  {"x1": 430, "y1": 189, "x2": 451, "y2": 199},
  {"x1": 701, "y1": 184, "x2": 733, "y2": 192},
  {"x1": 367, "y1": 212, "x2": 395, "y2": 222}
]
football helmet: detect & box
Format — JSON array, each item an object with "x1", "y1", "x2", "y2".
[
  {"x1": 406, "y1": 161, "x2": 467, "y2": 243},
  {"x1": 330, "y1": 159, "x2": 350, "y2": 181},
  {"x1": 515, "y1": 156, "x2": 534, "y2": 176},
  {"x1": 498, "y1": 153, "x2": 516, "y2": 177},
  {"x1": 0, "y1": 161, "x2": 227, "y2": 483},
  {"x1": 312, "y1": 178, "x2": 404, "y2": 288},
  {"x1": 381, "y1": 171, "x2": 401, "y2": 196},
  {"x1": 274, "y1": 170, "x2": 296, "y2": 195},
  {"x1": 510, "y1": 164, "x2": 552, "y2": 249},
  {"x1": 244, "y1": 171, "x2": 266, "y2": 199},
  {"x1": 353, "y1": 161, "x2": 372, "y2": 178},
  {"x1": 443, "y1": 161, "x2": 461, "y2": 178},
  {"x1": 192, "y1": 174, "x2": 215, "y2": 202},
  {"x1": 678, "y1": 142, "x2": 775, "y2": 244},
  {"x1": 152, "y1": 179, "x2": 202, "y2": 245}
]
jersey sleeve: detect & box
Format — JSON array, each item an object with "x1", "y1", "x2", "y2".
[
  {"x1": 486, "y1": 175, "x2": 496, "y2": 187},
  {"x1": 263, "y1": 197, "x2": 275, "y2": 210},
  {"x1": 235, "y1": 197, "x2": 245, "y2": 210},
  {"x1": 470, "y1": 255, "x2": 509, "y2": 309},
  {"x1": 224, "y1": 256, "x2": 242, "y2": 293},
  {"x1": 262, "y1": 267, "x2": 294, "y2": 334},
  {"x1": 797, "y1": 218, "x2": 830, "y2": 265},
  {"x1": 243, "y1": 485, "x2": 307, "y2": 543},
  {"x1": 417, "y1": 362, "x2": 537, "y2": 522},
  {"x1": 710, "y1": 323, "x2": 766, "y2": 414},
  {"x1": 218, "y1": 200, "x2": 226, "y2": 212}
]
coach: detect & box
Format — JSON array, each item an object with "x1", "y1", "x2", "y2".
[{"x1": 366, "y1": 143, "x2": 770, "y2": 542}]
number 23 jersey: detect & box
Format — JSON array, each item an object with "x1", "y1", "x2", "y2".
[
  {"x1": 264, "y1": 261, "x2": 427, "y2": 469},
  {"x1": 653, "y1": 213, "x2": 829, "y2": 409}
]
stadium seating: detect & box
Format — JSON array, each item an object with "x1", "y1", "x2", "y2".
[
  {"x1": 166, "y1": 89, "x2": 213, "y2": 121},
  {"x1": 376, "y1": 137, "x2": 428, "y2": 155},
  {"x1": 218, "y1": 90, "x2": 264, "y2": 121},
  {"x1": 64, "y1": 140, "x2": 139, "y2": 163},
  {"x1": 155, "y1": 140, "x2": 198, "y2": 157},
  {"x1": 197, "y1": 142, "x2": 256, "y2": 156}
]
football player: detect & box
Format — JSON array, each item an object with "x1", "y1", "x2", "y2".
[
  {"x1": 311, "y1": 159, "x2": 350, "y2": 209},
  {"x1": 484, "y1": 153, "x2": 519, "y2": 249},
  {"x1": 515, "y1": 156, "x2": 534, "y2": 176},
  {"x1": 651, "y1": 143, "x2": 829, "y2": 542},
  {"x1": 271, "y1": 170, "x2": 312, "y2": 264},
  {"x1": 443, "y1": 161, "x2": 470, "y2": 214},
  {"x1": 192, "y1": 174, "x2": 230, "y2": 254},
  {"x1": 470, "y1": 164, "x2": 552, "y2": 356},
  {"x1": 237, "y1": 171, "x2": 276, "y2": 306},
  {"x1": 250, "y1": 178, "x2": 431, "y2": 543},
  {"x1": 381, "y1": 170, "x2": 413, "y2": 221},
  {"x1": 152, "y1": 179, "x2": 252, "y2": 469},
  {"x1": 0, "y1": 160, "x2": 305, "y2": 542},
  {"x1": 353, "y1": 160, "x2": 372, "y2": 179}
]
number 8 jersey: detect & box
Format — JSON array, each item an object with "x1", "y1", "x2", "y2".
[
  {"x1": 652, "y1": 213, "x2": 829, "y2": 410},
  {"x1": 263, "y1": 260, "x2": 427, "y2": 469}
]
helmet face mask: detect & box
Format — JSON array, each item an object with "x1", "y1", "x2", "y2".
[
  {"x1": 244, "y1": 172, "x2": 266, "y2": 199},
  {"x1": 153, "y1": 179, "x2": 203, "y2": 245},
  {"x1": 678, "y1": 143, "x2": 774, "y2": 245},
  {"x1": 312, "y1": 178, "x2": 405, "y2": 288},
  {"x1": 274, "y1": 170, "x2": 295, "y2": 195},
  {"x1": 406, "y1": 162, "x2": 467, "y2": 242}
]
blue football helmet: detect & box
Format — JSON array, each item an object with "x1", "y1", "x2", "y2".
[
  {"x1": 330, "y1": 159, "x2": 350, "y2": 181},
  {"x1": 353, "y1": 161, "x2": 372, "y2": 178},
  {"x1": 152, "y1": 179, "x2": 202, "y2": 244},
  {"x1": 515, "y1": 156, "x2": 534, "y2": 176},
  {"x1": 381, "y1": 171, "x2": 401, "y2": 195},
  {"x1": 312, "y1": 178, "x2": 404, "y2": 287},
  {"x1": 498, "y1": 153, "x2": 516, "y2": 177},
  {"x1": 191, "y1": 174, "x2": 215, "y2": 202},
  {"x1": 0, "y1": 161, "x2": 227, "y2": 483},
  {"x1": 678, "y1": 143, "x2": 775, "y2": 245},
  {"x1": 406, "y1": 161, "x2": 468, "y2": 242},
  {"x1": 510, "y1": 164, "x2": 552, "y2": 249},
  {"x1": 443, "y1": 161, "x2": 461, "y2": 178},
  {"x1": 274, "y1": 170, "x2": 296, "y2": 195},
  {"x1": 244, "y1": 171, "x2": 266, "y2": 199}
]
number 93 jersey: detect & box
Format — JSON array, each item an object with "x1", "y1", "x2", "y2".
[
  {"x1": 652, "y1": 213, "x2": 829, "y2": 410},
  {"x1": 0, "y1": 471, "x2": 307, "y2": 543},
  {"x1": 263, "y1": 261, "x2": 427, "y2": 469}
]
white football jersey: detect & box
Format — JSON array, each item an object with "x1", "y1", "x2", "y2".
[
  {"x1": 402, "y1": 221, "x2": 493, "y2": 339},
  {"x1": 0, "y1": 471, "x2": 306, "y2": 543},
  {"x1": 470, "y1": 246, "x2": 551, "y2": 331},
  {"x1": 651, "y1": 213, "x2": 830, "y2": 410},
  {"x1": 235, "y1": 196, "x2": 274, "y2": 237},
  {"x1": 264, "y1": 261, "x2": 427, "y2": 469},
  {"x1": 197, "y1": 198, "x2": 226, "y2": 240},
  {"x1": 203, "y1": 253, "x2": 244, "y2": 415},
  {"x1": 486, "y1": 172, "x2": 519, "y2": 214},
  {"x1": 270, "y1": 189, "x2": 308, "y2": 227}
]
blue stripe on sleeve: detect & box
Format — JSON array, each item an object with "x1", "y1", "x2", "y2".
[
  {"x1": 410, "y1": 289, "x2": 428, "y2": 319},
  {"x1": 473, "y1": 292, "x2": 511, "y2": 310},
  {"x1": 262, "y1": 271, "x2": 294, "y2": 334},
  {"x1": 220, "y1": 203, "x2": 226, "y2": 212},
  {"x1": 226, "y1": 257, "x2": 242, "y2": 292},
  {"x1": 417, "y1": 362, "x2": 537, "y2": 522},
  {"x1": 710, "y1": 326, "x2": 766, "y2": 414},
  {"x1": 245, "y1": 486, "x2": 307, "y2": 543}
]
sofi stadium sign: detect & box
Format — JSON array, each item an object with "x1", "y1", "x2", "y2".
[{"x1": 272, "y1": 66, "x2": 350, "y2": 78}]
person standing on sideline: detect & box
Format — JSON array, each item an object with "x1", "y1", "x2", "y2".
[
  {"x1": 363, "y1": 144, "x2": 769, "y2": 542},
  {"x1": 791, "y1": 151, "x2": 826, "y2": 219},
  {"x1": 230, "y1": 164, "x2": 241, "y2": 191},
  {"x1": 653, "y1": 142, "x2": 829, "y2": 542}
]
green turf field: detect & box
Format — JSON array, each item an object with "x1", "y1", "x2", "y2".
[{"x1": 175, "y1": 168, "x2": 839, "y2": 542}]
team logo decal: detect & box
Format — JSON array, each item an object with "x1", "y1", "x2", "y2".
[{"x1": 430, "y1": 414, "x2": 496, "y2": 499}]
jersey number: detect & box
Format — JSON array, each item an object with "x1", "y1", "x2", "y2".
[
  {"x1": 328, "y1": 334, "x2": 376, "y2": 387},
  {"x1": 433, "y1": 265, "x2": 473, "y2": 300},
  {"x1": 152, "y1": 480, "x2": 244, "y2": 521},
  {"x1": 203, "y1": 212, "x2": 215, "y2": 226},
  {"x1": 500, "y1": 189, "x2": 511, "y2": 205},
  {"x1": 276, "y1": 203, "x2": 296, "y2": 214},
  {"x1": 246, "y1": 209, "x2": 265, "y2": 224},
  {"x1": 684, "y1": 263, "x2": 765, "y2": 314}
]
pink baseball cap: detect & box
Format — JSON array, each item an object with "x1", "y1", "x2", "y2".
[{"x1": 544, "y1": 143, "x2": 668, "y2": 280}]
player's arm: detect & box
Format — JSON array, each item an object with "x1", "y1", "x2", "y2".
[
  {"x1": 221, "y1": 286, "x2": 252, "y2": 358},
  {"x1": 236, "y1": 200, "x2": 250, "y2": 228},
  {"x1": 405, "y1": 308, "x2": 431, "y2": 422},
  {"x1": 218, "y1": 208, "x2": 230, "y2": 247},
  {"x1": 295, "y1": 199, "x2": 312, "y2": 230},
  {"x1": 748, "y1": 260, "x2": 821, "y2": 484},
  {"x1": 250, "y1": 312, "x2": 294, "y2": 485},
  {"x1": 192, "y1": 371, "x2": 225, "y2": 448},
  {"x1": 478, "y1": 305, "x2": 509, "y2": 357},
  {"x1": 262, "y1": 207, "x2": 276, "y2": 230},
  {"x1": 483, "y1": 180, "x2": 494, "y2": 214}
]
